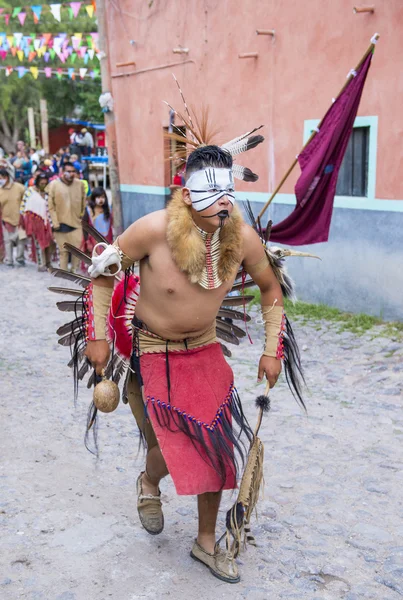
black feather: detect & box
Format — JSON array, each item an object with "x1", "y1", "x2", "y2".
[
  {"x1": 49, "y1": 267, "x2": 90, "y2": 288},
  {"x1": 56, "y1": 317, "x2": 84, "y2": 337},
  {"x1": 215, "y1": 318, "x2": 246, "y2": 338},
  {"x1": 217, "y1": 308, "x2": 251, "y2": 322},
  {"x1": 48, "y1": 286, "x2": 83, "y2": 297},
  {"x1": 221, "y1": 295, "x2": 254, "y2": 307},
  {"x1": 231, "y1": 278, "x2": 256, "y2": 292},
  {"x1": 220, "y1": 343, "x2": 232, "y2": 358},
  {"x1": 265, "y1": 219, "x2": 273, "y2": 242},
  {"x1": 242, "y1": 167, "x2": 259, "y2": 183},
  {"x1": 63, "y1": 242, "x2": 92, "y2": 266},
  {"x1": 245, "y1": 134, "x2": 264, "y2": 152},
  {"x1": 56, "y1": 300, "x2": 84, "y2": 313},
  {"x1": 216, "y1": 328, "x2": 240, "y2": 345},
  {"x1": 82, "y1": 221, "x2": 109, "y2": 245},
  {"x1": 255, "y1": 395, "x2": 271, "y2": 412}
]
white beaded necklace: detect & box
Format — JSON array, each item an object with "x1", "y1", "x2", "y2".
[{"x1": 194, "y1": 225, "x2": 222, "y2": 290}]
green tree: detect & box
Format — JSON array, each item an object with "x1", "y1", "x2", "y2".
[{"x1": 0, "y1": 0, "x2": 101, "y2": 152}]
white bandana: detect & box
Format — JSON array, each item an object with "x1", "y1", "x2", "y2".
[{"x1": 186, "y1": 167, "x2": 235, "y2": 212}]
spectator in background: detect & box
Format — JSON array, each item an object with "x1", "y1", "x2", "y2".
[
  {"x1": 7, "y1": 151, "x2": 16, "y2": 164},
  {"x1": 48, "y1": 162, "x2": 86, "y2": 272},
  {"x1": 96, "y1": 130, "x2": 106, "y2": 150},
  {"x1": 16, "y1": 140, "x2": 26, "y2": 154},
  {"x1": 20, "y1": 171, "x2": 54, "y2": 271},
  {"x1": 82, "y1": 186, "x2": 113, "y2": 256},
  {"x1": 80, "y1": 128, "x2": 94, "y2": 156},
  {"x1": 70, "y1": 154, "x2": 83, "y2": 174},
  {"x1": 0, "y1": 167, "x2": 26, "y2": 267}
]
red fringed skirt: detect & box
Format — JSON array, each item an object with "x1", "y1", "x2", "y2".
[{"x1": 140, "y1": 342, "x2": 249, "y2": 495}]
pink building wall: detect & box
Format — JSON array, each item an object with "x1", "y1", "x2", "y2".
[{"x1": 107, "y1": 0, "x2": 403, "y2": 200}]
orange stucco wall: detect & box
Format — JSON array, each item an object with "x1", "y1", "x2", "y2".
[{"x1": 107, "y1": 0, "x2": 403, "y2": 200}]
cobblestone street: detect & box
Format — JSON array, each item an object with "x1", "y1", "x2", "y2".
[{"x1": 1, "y1": 263, "x2": 402, "y2": 600}]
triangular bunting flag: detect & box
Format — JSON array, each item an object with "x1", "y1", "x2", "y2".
[
  {"x1": 85, "y1": 5, "x2": 94, "y2": 18},
  {"x1": 50, "y1": 49, "x2": 56, "y2": 59},
  {"x1": 4, "y1": 15, "x2": 10, "y2": 26},
  {"x1": 28, "y1": 51, "x2": 37, "y2": 62},
  {"x1": 68, "y1": 67, "x2": 75, "y2": 79},
  {"x1": 71, "y1": 52, "x2": 77, "y2": 63},
  {"x1": 79, "y1": 67, "x2": 87, "y2": 79},
  {"x1": 12, "y1": 7, "x2": 22, "y2": 18},
  {"x1": 14, "y1": 33, "x2": 23, "y2": 47},
  {"x1": 17, "y1": 50, "x2": 24, "y2": 61},
  {"x1": 10, "y1": 47, "x2": 17, "y2": 57},
  {"x1": 34, "y1": 39, "x2": 41, "y2": 51},
  {"x1": 74, "y1": 33, "x2": 83, "y2": 41},
  {"x1": 43, "y1": 33, "x2": 52, "y2": 46},
  {"x1": 44, "y1": 52, "x2": 50, "y2": 62},
  {"x1": 50, "y1": 4, "x2": 62, "y2": 22},
  {"x1": 45, "y1": 67, "x2": 52, "y2": 78},
  {"x1": 17, "y1": 12, "x2": 26, "y2": 26},
  {"x1": 87, "y1": 48, "x2": 95, "y2": 60},
  {"x1": 30, "y1": 66, "x2": 39, "y2": 79},
  {"x1": 56, "y1": 68, "x2": 63, "y2": 80},
  {"x1": 6, "y1": 66, "x2": 13, "y2": 77},
  {"x1": 67, "y1": 7, "x2": 74, "y2": 19},
  {"x1": 31, "y1": 6, "x2": 42, "y2": 22},
  {"x1": 6, "y1": 36, "x2": 14, "y2": 49},
  {"x1": 70, "y1": 2, "x2": 82, "y2": 18},
  {"x1": 17, "y1": 66, "x2": 26, "y2": 78}
]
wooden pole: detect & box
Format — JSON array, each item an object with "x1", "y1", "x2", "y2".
[
  {"x1": 257, "y1": 34, "x2": 380, "y2": 221},
  {"x1": 39, "y1": 99, "x2": 49, "y2": 153},
  {"x1": 97, "y1": 0, "x2": 124, "y2": 235},
  {"x1": 27, "y1": 107, "x2": 36, "y2": 149}
]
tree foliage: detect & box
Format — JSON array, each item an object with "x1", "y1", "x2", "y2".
[{"x1": 0, "y1": 0, "x2": 101, "y2": 152}]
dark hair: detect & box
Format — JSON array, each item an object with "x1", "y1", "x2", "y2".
[
  {"x1": 63, "y1": 161, "x2": 75, "y2": 170},
  {"x1": 89, "y1": 187, "x2": 110, "y2": 220},
  {"x1": 185, "y1": 145, "x2": 233, "y2": 181},
  {"x1": 35, "y1": 171, "x2": 50, "y2": 187},
  {"x1": 0, "y1": 168, "x2": 9, "y2": 178}
]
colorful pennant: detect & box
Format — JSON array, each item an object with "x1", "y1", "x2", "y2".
[{"x1": 0, "y1": 1, "x2": 95, "y2": 23}]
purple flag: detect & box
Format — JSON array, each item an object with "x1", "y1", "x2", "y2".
[{"x1": 270, "y1": 51, "x2": 373, "y2": 246}]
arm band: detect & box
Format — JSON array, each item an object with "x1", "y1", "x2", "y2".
[
  {"x1": 112, "y1": 237, "x2": 136, "y2": 271},
  {"x1": 88, "y1": 284, "x2": 114, "y2": 341},
  {"x1": 261, "y1": 304, "x2": 285, "y2": 360},
  {"x1": 244, "y1": 253, "x2": 270, "y2": 279}
]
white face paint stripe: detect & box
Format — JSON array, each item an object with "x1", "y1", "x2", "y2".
[{"x1": 186, "y1": 168, "x2": 235, "y2": 212}]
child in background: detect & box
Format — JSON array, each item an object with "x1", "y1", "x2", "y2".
[{"x1": 82, "y1": 187, "x2": 113, "y2": 256}]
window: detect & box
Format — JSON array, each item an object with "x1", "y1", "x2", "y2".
[{"x1": 336, "y1": 126, "x2": 369, "y2": 197}]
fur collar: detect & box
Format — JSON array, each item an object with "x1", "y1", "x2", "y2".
[{"x1": 166, "y1": 189, "x2": 243, "y2": 285}]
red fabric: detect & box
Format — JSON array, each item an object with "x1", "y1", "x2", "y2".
[
  {"x1": 140, "y1": 343, "x2": 237, "y2": 495},
  {"x1": 107, "y1": 274, "x2": 139, "y2": 358},
  {"x1": 270, "y1": 51, "x2": 373, "y2": 245},
  {"x1": 24, "y1": 211, "x2": 53, "y2": 250},
  {"x1": 96, "y1": 131, "x2": 106, "y2": 147}
]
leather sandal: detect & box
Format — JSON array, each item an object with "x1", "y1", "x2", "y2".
[
  {"x1": 136, "y1": 471, "x2": 164, "y2": 535},
  {"x1": 190, "y1": 539, "x2": 240, "y2": 583}
]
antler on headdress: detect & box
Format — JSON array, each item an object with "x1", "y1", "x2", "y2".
[{"x1": 164, "y1": 76, "x2": 264, "y2": 181}]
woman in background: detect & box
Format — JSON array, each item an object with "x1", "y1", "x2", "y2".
[
  {"x1": 21, "y1": 171, "x2": 54, "y2": 271},
  {"x1": 82, "y1": 187, "x2": 113, "y2": 256}
]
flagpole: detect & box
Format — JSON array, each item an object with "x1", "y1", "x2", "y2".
[{"x1": 257, "y1": 33, "x2": 380, "y2": 222}]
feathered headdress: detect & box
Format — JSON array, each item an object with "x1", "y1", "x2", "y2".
[{"x1": 165, "y1": 75, "x2": 264, "y2": 182}]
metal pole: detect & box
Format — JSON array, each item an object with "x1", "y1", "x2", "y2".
[
  {"x1": 27, "y1": 107, "x2": 36, "y2": 148},
  {"x1": 97, "y1": 0, "x2": 123, "y2": 234},
  {"x1": 39, "y1": 99, "x2": 49, "y2": 153}
]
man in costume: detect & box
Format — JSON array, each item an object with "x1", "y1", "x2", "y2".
[
  {"x1": 48, "y1": 162, "x2": 86, "y2": 272},
  {"x1": 0, "y1": 166, "x2": 26, "y2": 267},
  {"x1": 84, "y1": 142, "x2": 291, "y2": 583}
]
